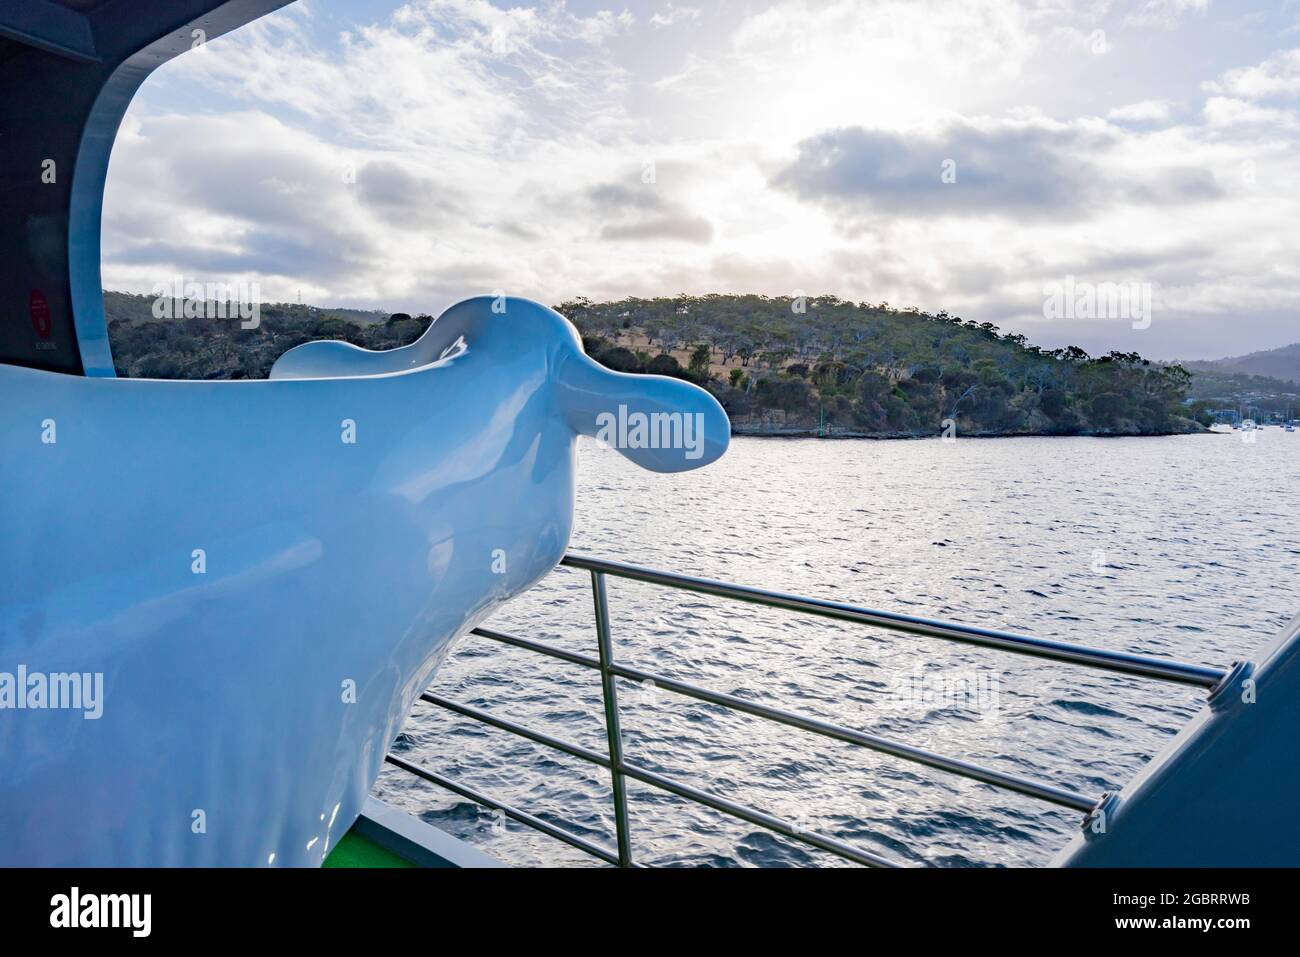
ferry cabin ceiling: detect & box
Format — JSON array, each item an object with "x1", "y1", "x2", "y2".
[{"x1": 0, "y1": 0, "x2": 293, "y2": 377}]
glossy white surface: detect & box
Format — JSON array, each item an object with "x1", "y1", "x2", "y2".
[{"x1": 0, "y1": 296, "x2": 727, "y2": 865}]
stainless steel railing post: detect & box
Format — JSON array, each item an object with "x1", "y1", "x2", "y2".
[{"x1": 591, "y1": 570, "x2": 634, "y2": 867}]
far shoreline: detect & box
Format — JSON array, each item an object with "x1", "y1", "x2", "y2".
[{"x1": 729, "y1": 425, "x2": 1217, "y2": 440}]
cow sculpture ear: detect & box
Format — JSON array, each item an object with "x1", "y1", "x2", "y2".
[{"x1": 555, "y1": 350, "x2": 730, "y2": 473}]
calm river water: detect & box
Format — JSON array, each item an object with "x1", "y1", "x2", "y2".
[{"x1": 374, "y1": 430, "x2": 1300, "y2": 867}]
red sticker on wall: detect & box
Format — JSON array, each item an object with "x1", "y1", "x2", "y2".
[{"x1": 29, "y1": 290, "x2": 51, "y2": 339}]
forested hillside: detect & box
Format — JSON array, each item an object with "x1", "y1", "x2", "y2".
[
  {"x1": 559, "y1": 295, "x2": 1203, "y2": 437},
  {"x1": 105, "y1": 292, "x2": 415, "y2": 380},
  {"x1": 105, "y1": 291, "x2": 1205, "y2": 438}
]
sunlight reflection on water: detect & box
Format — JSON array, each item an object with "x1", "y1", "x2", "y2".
[{"x1": 375, "y1": 431, "x2": 1300, "y2": 867}]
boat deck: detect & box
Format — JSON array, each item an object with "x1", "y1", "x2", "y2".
[
  {"x1": 321, "y1": 797, "x2": 505, "y2": 868},
  {"x1": 323, "y1": 831, "x2": 414, "y2": 869}
]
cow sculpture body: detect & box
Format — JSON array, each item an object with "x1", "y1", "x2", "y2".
[{"x1": 0, "y1": 296, "x2": 728, "y2": 866}]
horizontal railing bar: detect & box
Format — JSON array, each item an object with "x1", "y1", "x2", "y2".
[
  {"x1": 560, "y1": 554, "x2": 1227, "y2": 690},
  {"x1": 421, "y1": 692, "x2": 611, "y2": 768},
  {"x1": 616, "y1": 758, "x2": 901, "y2": 868},
  {"x1": 608, "y1": 661, "x2": 1096, "y2": 813},
  {"x1": 467, "y1": 625, "x2": 1096, "y2": 813},
  {"x1": 384, "y1": 753, "x2": 621, "y2": 866},
  {"x1": 471, "y1": 626, "x2": 600, "y2": 669},
  {"x1": 414, "y1": 693, "x2": 899, "y2": 867}
]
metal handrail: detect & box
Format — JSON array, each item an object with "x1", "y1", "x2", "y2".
[
  {"x1": 561, "y1": 554, "x2": 1229, "y2": 689},
  {"x1": 386, "y1": 554, "x2": 1229, "y2": 868},
  {"x1": 407, "y1": 691, "x2": 898, "y2": 868},
  {"x1": 466, "y1": 626, "x2": 1095, "y2": 812},
  {"x1": 385, "y1": 753, "x2": 622, "y2": 866}
]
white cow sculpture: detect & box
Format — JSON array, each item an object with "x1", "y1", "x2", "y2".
[{"x1": 0, "y1": 296, "x2": 729, "y2": 866}]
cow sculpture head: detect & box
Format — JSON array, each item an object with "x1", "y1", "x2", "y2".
[{"x1": 272, "y1": 295, "x2": 731, "y2": 473}]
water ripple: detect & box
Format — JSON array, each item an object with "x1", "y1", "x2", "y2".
[{"x1": 375, "y1": 432, "x2": 1300, "y2": 867}]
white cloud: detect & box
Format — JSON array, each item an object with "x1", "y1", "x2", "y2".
[
  {"x1": 720, "y1": 0, "x2": 1043, "y2": 132},
  {"x1": 1107, "y1": 99, "x2": 1174, "y2": 121},
  {"x1": 650, "y1": 4, "x2": 700, "y2": 28},
  {"x1": 100, "y1": 0, "x2": 1300, "y2": 358},
  {"x1": 1203, "y1": 95, "x2": 1300, "y2": 129},
  {"x1": 1206, "y1": 48, "x2": 1300, "y2": 100}
]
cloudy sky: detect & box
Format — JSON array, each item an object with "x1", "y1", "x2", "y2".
[{"x1": 103, "y1": 0, "x2": 1300, "y2": 360}]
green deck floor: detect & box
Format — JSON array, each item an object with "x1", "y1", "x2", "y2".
[{"x1": 323, "y1": 829, "x2": 417, "y2": 868}]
